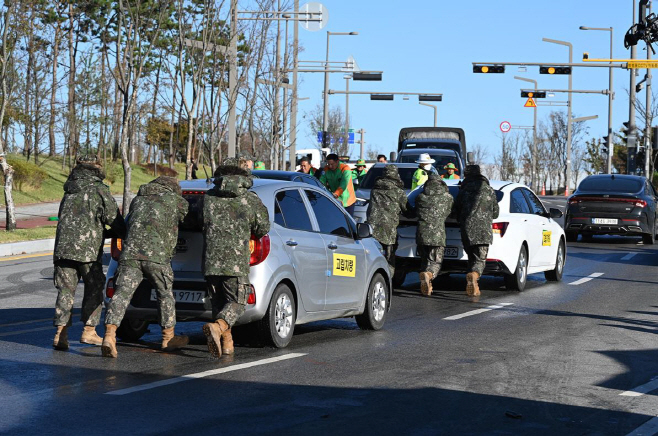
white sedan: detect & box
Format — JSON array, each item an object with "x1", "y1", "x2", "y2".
[{"x1": 396, "y1": 180, "x2": 566, "y2": 291}]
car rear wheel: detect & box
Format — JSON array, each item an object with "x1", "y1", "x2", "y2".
[
  {"x1": 565, "y1": 231, "x2": 578, "y2": 242},
  {"x1": 258, "y1": 283, "x2": 296, "y2": 348},
  {"x1": 356, "y1": 273, "x2": 388, "y2": 331},
  {"x1": 504, "y1": 245, "x2": 528, "y2": 291},
  {"x1": 544, "y1": 240, "x2": 565, "y2": 282},
  {"x1": 643, "y1": 230, "x2": 655, "y2": 245},
  {"x1": 116, "y1": 318, "x2": 149, "y2": 342}
]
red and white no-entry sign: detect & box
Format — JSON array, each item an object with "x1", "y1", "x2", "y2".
[{"x1": 500, "y1": 121, "x2": 512, "y2": 133}]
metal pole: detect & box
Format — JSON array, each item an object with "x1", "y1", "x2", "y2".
[
  {"x1": 322, "y1": 31, "x2": 330, "y2": 149},
  {"x1": 629, "y1": 0, "x2": 638, "y2": 173},
  {"x1": 514, "y1": 76, "x2": 538, "y2": 190},
  {"x1": 358, "y1": 128, "x2": 365, "y2": 160},
  {"x1": 289, "y1": 0, "x2": 299, "y2": 170},
  {"x1": 567, "y1": 43, "x2": 573, "y2": 196},
  {"x1": 418, "y1": 102, "x2": 438, "y2": 127},
  {"x1": 273, "y1": 0, "x2": 281, "y2": 170},
  {"x1": 228, "y1": 0, "x2": 238, "y2": 158},
  {"x1": 346, "y1": 76, "x2": 350, "y2": 155},
  {"x1": 608, "y1": 28, "x2": 614, "y2": 174},
  {"x1": 646, "y1": 2, "x2": 653, "y2": 178}
]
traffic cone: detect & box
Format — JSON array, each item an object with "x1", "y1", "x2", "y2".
[
  {"x1": 541, "y1": 183, "x2": 546, "y2": 196},
  {"x1": 564, "y1": 186, "x2": 570, "y2": 196}
]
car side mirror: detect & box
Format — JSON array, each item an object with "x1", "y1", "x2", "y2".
[
  {"x1": 467, "y1": 151, "x2": 474, "y2": 165},
  {"x1": 390, "y1": 151, "x2": 397, "y2": 162},
  {"x1": 356, "y1": 222, "x2": 373, "y2": 239},
  {"x1": 549, "y1": 207, "x2": 563, "y2": 219}
]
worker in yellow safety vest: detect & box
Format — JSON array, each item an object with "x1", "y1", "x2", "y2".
[{"x1": 411, "y1": 153, "x2": 436, "y2": 191}]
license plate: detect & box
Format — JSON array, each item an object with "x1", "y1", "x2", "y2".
[
  {"x1": 592, "y1": 218, "x2": 618, "y2": 225},
  {"x1": 444, "y1": 246, "x2": 459, "y2": 259},
  {"x1": 151, "y1": 290, "x2": 205, "y2": 303}
]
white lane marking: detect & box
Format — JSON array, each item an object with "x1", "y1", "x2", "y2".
[
  {"x1": 105, "y1": 353, "x2": 307, "y2": 395},
  {"x1": 626, "y1": 416, "x2": 658, "y2": 436},
  {"x1": 568, "y1": 273, "x2": 604, "y2": 286},
  {"x1": 620, "y1": 378, "x2": 658, "y2": 397},
  {"x1": 443, "y1": 303, "x2": 514, "y2": 321},
  {"x1": 622, "y1": 252, "x2": 639, "y2": 261}
]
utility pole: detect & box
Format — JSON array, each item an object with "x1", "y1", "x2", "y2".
[
  {"x1": 514, "y1": 76, "x2": 538, "y2": 190},
  {"x1": 228, "y1": 0, "x2": 238, "y2": 158},
  {"x1": 645, "y1": 1, "x2": 653, "y2": 178},
  {"x1": 272, "y1": 0, "x2": 281, "y2": 170},
  {"x1": 289, "y1": 0, "x2": 299, "y2": 170},
  {"x1": 629, "y1": 0, "x2": 639, "y2": 173},
  {"x1": 358, "y1": 129, "x2": 365, "y2": 160}
]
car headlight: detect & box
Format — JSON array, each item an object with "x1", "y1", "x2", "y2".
[{"x1": 355, "y1": 198, "x2": 369, "y2": 207}]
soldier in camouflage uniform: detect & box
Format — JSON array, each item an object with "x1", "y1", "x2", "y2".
[
  {"x1": 454, "y1": 165, "x2": 499, "y2": 296},
  {"x1": 101, "y1": 176, "x2": 189, "y2": 358},
  {"x1": 416, "y1": 173, "x2": 454, "y2": 296},
  {"x1": 52, "y1": 156, "x2": 126, "y2": 351},
  {"x1": 366, "y1": 165, "x2": 408, "y2": 278},
  {"x1": 201, "y1": 157, "x2": 270, "y2": 358}
]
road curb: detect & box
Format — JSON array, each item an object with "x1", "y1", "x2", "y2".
[{"x1": 0, "y1": 238, "x2": 56, "y2": 258}]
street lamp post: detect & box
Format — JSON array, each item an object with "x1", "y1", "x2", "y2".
[
  {"x1": 543, "y1": 37, "x2": 573, "y2": 195},
  {"x1": 323, "y1": 31, "x2": 357, "y2": 149},
  {"x1": 580, "y1": 25, "x2": 614, "y2": 174},
  {"x1": 418, "y1": 101, "x2": 437, "y2": 127},
  {"x1": 514, "y1": 76, "x2": 538, "y2": 189}
]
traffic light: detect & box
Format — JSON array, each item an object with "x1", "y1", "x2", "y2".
[
  {"x1": 370, "y1": 94, "x2": 394, "y2": 101},
  {"x1": 539, "y1": 66, "x2": 572, "y2": 75},
  {"x1": 419, "y1": 94, "x2": 442, "y2": 101},
  {"x1": 473, "y1": 64, "x2": 505, "y2": 73},
  {"x1": 601, "y1": 137, "x2": 609, "y2": 155},
  {"x1": 521, "y1": 91, "x2": 547, "y2": 98}
]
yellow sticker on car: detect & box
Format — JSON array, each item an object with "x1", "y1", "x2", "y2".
[
  {"x1": 542, "y1": 230, "x2": 552, "y2": 246},
  {"x1": 333, "y1": 253, "x2": 356, "y2": 277}
]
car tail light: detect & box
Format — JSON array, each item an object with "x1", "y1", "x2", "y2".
[
  {"x1": 111, "y1": 238, "x2": 122, "y2": 261},
  {"x1": 569, "y1": 196, "x2": 646, "y2": 208},
  {"x1": 492, "y1": 222, "x2": 509, "y2": 237},
  {"x1": 635, "y1": 200, "x2": 647, "y2": 208},
  {"x1": 249, "y1": 234, "x2": 270, "y2": 266},
  {"x1": 247, "y1": 285, "x2": 256, "y2": 305},
  {"x1": 106, "y1": 277, "x2": 115, "y2": 299}
]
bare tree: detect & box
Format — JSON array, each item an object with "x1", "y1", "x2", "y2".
[
  {"x1": 493, "y1": 132, "x2": 524, "y2": 182},
  {"x1": 306, "y1": 104, "x2": 350, "y2": 157}
]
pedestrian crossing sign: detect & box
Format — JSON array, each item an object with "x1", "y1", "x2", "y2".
[{"x1": 524, "y1": 98, "x2": 537, "y2": 108}]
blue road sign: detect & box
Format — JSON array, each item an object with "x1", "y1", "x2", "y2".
[{"x1": 317, "y1": 132, "x2": 355, "y2": 144}]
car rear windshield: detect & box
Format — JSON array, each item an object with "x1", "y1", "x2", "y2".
[
  {"x1": 577, "y1": 177, "x2": 643, "y2": 193},
  {"x1": 359, "y1": 166, "x2": 437, "y2": 190},
  {"x1": 402, "y1": 141, "x2": 461, "y2": 156},
  {"x1": 407, "y1": 185, "x2": 504, "y2": 208},
  {"x1": 398, "y1": 153, "x2": 461, "y2": 178}
]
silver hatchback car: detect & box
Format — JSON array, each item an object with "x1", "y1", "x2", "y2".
[{"x1": 105, "y1": 178, "x2": 392, "y2": 348}]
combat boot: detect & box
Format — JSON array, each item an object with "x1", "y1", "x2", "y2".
[
  {"x1": 101, "y1": 324, "x2": 118, "y2": 358},
  {"x1": 53, "y1": 326, "x2": 69, "y2": 351},
  {"x1": 161, "y1": 327, "x2": 189, "y2": 351},
  {"x1": 221, "y1": 328, "x2": 234, "y2": 355},
  {"x1": 202, "y1": 319, "x2": 229, "y2": 358},
  {"x1": 80, "y1": 325, "x2": 103, "y2": 345},
  {"x1": 419, "y1": 271, "x2": 434, "y2": 296},
  {"x1": 465, "y1": 272, "x2": 481, "y2": 297}
]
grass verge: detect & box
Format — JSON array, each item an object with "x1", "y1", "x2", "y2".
[{"x1": 0, "y1": 226, "x2": 58, "y2": 244}]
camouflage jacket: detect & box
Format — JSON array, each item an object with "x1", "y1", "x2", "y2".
[
  {"x1": 366, "y1": 166, "x2": 408, "y2": 245},
  {"x1": 202, "y1": 168, "x2": 270, "y2": 278},
  {"x1": 121, "y1": 177, "x2": 188, "y2": 264},
  {"x1": 454, "y1": 174, "x2": 500, "y2": 246},
  {"x1": 415, "y1": 175, "x2": 454, "y2": 247},
  {"x1": 54, "y1": 164, "x2": 126, "y2": 263}
]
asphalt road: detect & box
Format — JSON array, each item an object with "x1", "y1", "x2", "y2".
[{"x1": 1, "y1": 200, "x2": 658, "y2": 435}]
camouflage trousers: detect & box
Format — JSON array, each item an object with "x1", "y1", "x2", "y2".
[
  {"x1": 205, "y1": 276, "x2": 249, "y2": 327},
  {"x1": 53, "y1": 260, "x2": 105, "y2": 327},
  {"x1": 381, "y1": 242, "x2": 398, "y2": 277},
  {"x1": 418, "y1": 245, "x2": 445, "y2": 277},
  {"x1": 464, "y1": 244, "x2": 489, "y2": 275},
  {"x1": 105, "y1": 260, "x2": 176, "y2": 329}
]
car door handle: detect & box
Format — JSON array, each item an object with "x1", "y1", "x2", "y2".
[
  {"x1": 328, "y1": 243, "x2": 338, "y2": 250},
  {"x1": 286, "y1": 240, "x2": 298, "y2": 247}
]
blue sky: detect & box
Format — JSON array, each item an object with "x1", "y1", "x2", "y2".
[{"x1": 293, "y1": 0, "x2": 641, "y2": 161}]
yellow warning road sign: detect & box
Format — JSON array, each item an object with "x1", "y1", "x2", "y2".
[{"x1": 524, "y1": 97, "x2": 537, "y2": 108}]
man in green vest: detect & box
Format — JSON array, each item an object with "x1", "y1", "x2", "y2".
[
  {"x1": 411, "y1": 153, "x2": 435, "y2": 191},
  {"x1": 319, "y1": 153, "x2": 357, "y2": 216},
  {"x1": 442, "y1": 163, "x2": 460, "y2": 180},
  {"x1": 352, "y1": 159, "x2": 368, "y2": 187}
]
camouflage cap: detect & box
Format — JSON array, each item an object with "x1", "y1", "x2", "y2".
[
  {"x1": 76, "y1": 155, "x2": 102, "y2": 168},
  {"x1": 151, "y1": 176, "x2": 181, "y2": 195},
  {"x1": 383, "y1": 164, "x2": 399, "y2": 179},
  {"x1": 237, "y1": 151, "x2": 254, "y2": 161},
  {"x1": 464, "y1": 164, "x2": 481, "y2": 176}
]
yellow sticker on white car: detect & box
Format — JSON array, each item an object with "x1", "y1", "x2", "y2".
[
  {"x1": 333, "y1": 253, "x2": 356, "y2": 277},
  {"x1": 542, "y1": 230, "x2": 552, "y2": 246}
]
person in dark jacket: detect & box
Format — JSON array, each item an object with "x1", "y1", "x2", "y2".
[
  {"x1": 453, "y1": 165, "x2": 499, "y2": 296},
  {"x1": 52, "y1": 156, "x2": 125, "y2": 350},
  {"x1": 416, "y1": 174, "x2": 454, "y2": 296},
  {"x1": 366, "y1": 165, "x2": 408, "y2": 277}
]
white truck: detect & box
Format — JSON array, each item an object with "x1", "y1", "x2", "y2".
[{"x1": 295, "y1": 147, "x2": 331, "y2": 171}]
